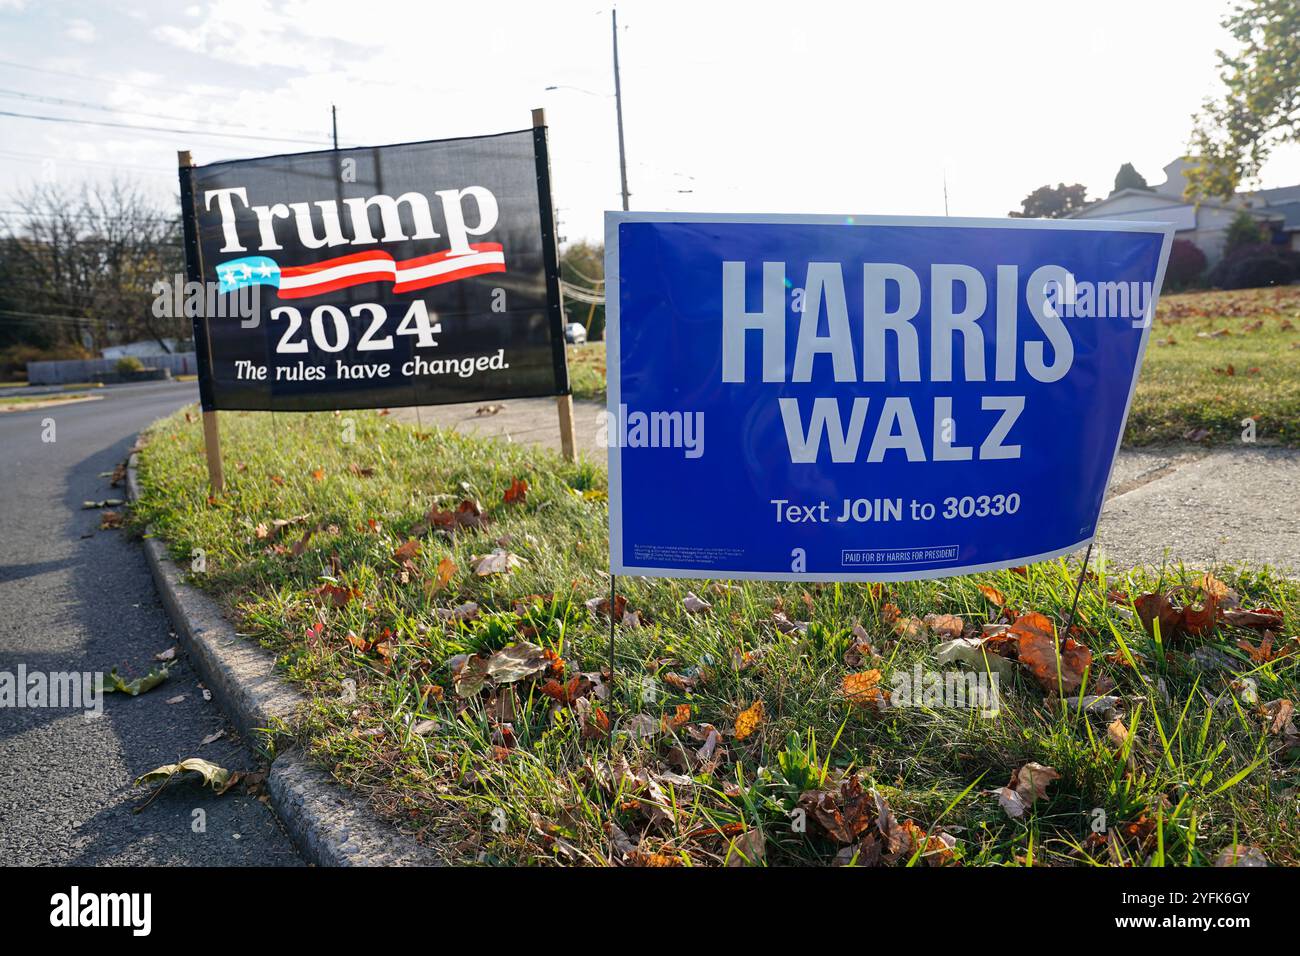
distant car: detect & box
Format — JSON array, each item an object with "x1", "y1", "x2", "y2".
[{"x1": 565, "y1": 322, "x2": 588, "y2": 345}]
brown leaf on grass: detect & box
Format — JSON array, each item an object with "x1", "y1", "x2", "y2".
[
  {"x1": 586, "y1": 593, "x2": 627, "y2": 620},
  {"x1": 1260, "y1": 698, "x2": 1296, "y2": 738},
  {"x1": 503, "y1": 477, "x2": 529, "y2": 504},
  {"x1": 1214, "y1": 845, "x2": 1269, "y2": 867},
  {"x1": 469, "y1": 549, "x2": 524, "y2": 576},
  {"x1": 977, "y1": 584, "x2": 1007, "y2": 607},
  {"x1": 996, "y1": 761, "x2": 1060, "y2": 818},
  {"x1": 662, "y1": 704, "x2": 691, "y2": 732},
  {"x1": 289, "y1": 525, "x2": 316, "y2": 557},
  {"x1": 771, "y1": 609, "x2": 807, "y2": 635},
  {"x1": 662, "y1": 672, "x2": 696, "y2": 692},
  {"x1": 733, "y1": 700, "x2": 764, "y2": 740},
  {"x1": 484, "y1": 642, "x2": 550, "y2": 684},
  {"x1": 423, "y1": 557, "x2": 456, "y2": 598},
  {"x1": 1014, "y1": 612, "x2": 1091, "y2": 694},
  {"x1": 310, "y1": 468, "x2": 325, "y2": 482},
  {"x1": 392, "y1": 539, "x2": 421, "y2": 563},
  {"x1": 348, "y1": 462, "x2": 375, "y2": 478},
  {"x1": 924, "y1": 613, "x2": 966, "y2": 639},
  {"x1": 1135, "y1": 582, "x2": 1229, "y2": 643},
  {"x1": 269, "y1": 474, "x2": 285, "y2": 486},
  {"x1": 841, "y1": 670, "x2": 887, "y2": 709},
  {"x1": 799, "y1": 776, "x2": 873, "y2": 845},
  {"x1": 452, "y1": 654, "x2": 490, "y2": 697},
  {"x1": 1224, "y1": 607, "x2": 1284, "y2": 631},
  {"x1": 576, "y1": 699, "x2": 610, "y2": 739},
  {"x1": 539, "y1": 674, "x2": 592, "y2": 706},
  {"x1": 725, "y1": 828, "x2": 766, "y2": 867},
  {"x1": 1238, "y1": 632, "x2": 1277, "y2": 663},
  {"x1": 682, "y1": 591, "x2": 712, "y2": 613},
  {"x1": 843, "y1": 624, "x2": 878, "y2": 667},
  {"x1": 313, "y1": 582, "x2": 358, "y2": 608},
  {"x1": 454, "y1": 499, "x2": 489, "y2": 530},
  {"x1": 893, "y1": 616, "x2": 926, "y2": 640},
  {"x1": 435, "y1": 601, "x2": 480, "y2": 624}
]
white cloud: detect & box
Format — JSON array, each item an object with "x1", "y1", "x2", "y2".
[{"x1": 66, "y1": 18, "x2": 96, "y2": 42}]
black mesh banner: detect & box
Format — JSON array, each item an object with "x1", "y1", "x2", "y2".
[{"x1": 182, "y1": 128, "x2": 568, "y2": 411}]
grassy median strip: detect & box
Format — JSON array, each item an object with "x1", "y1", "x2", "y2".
[{"x1": 132, "y1": 408, "x2": 1300, "y2": 866}]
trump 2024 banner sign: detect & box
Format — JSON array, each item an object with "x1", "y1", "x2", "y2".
[
  {"x1": 606, "y1": 213, "x2": 1174, "y2": 581},
  {"x1": 182, "y1": 129, "x2": 567, "y2": 412}
]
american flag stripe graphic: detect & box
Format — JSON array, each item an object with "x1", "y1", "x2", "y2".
[
  {"x1": 277, "y1": 243, "x2": 506, "y2": 298},
  {"x1": 215, "y1": 243, "x2": 506, "y2": 300}
]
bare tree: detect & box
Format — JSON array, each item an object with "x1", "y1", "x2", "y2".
[{"x1": 0, "y1": 179, "x2": 186, "y2": 352}]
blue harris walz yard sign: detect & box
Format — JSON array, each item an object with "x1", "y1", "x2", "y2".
[{"x1": 605, "y1": 213, "x2": 1174, "y2": 581}]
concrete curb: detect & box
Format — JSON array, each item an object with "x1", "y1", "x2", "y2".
[{"x1": 127, "y1": 447, "x2": 442, "y2": 866}]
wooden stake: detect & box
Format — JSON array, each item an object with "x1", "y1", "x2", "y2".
[
  {"x1": 556, "y1": 393, "x2": 577, "y2": 461},
  {"x1": 201, "y1": 410, "x2": 224, "y2": 494},
  {"x1": 178, "y1": 149, "x2": 224, "y2": 493}
]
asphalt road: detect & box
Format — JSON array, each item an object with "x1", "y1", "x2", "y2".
[{"x1": 0, "y1": 381, "x2": 302, "y2": 866}]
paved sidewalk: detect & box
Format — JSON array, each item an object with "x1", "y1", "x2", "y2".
[
  {"x1": 392, "y1": 396, "x2": 608, "y2": 459},
  {"x1": 393, "y1": 397, "x2": 1300, "y2": 573}
]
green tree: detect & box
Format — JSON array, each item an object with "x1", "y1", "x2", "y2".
[
  {"x1": 1112, "y1": 162, "x2": 1151, "y2": 193},
  {"x1": 1186, "y1": 0, "x2": 1300, "y2": 199},
  {"x1": 1008, "y1": 183, "x2": 1090, "y2": 219},
  {"x1": 1222, "y1": 209, "x2": 1268, "y2": 255},
  {"x1": 559, "y1": 240, "x2": 605, "y2": 340}
]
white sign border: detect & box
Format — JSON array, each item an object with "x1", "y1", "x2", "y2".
[{"x1": 604, "y1": 211, "x2": 1175, "y2": 582}]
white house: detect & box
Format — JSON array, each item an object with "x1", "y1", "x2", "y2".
[{"x1": 1068, "y1": 158, "x2": 1299, "y2": 264}]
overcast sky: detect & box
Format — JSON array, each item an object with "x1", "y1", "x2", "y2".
[{"x1": 1, "y1": 0, "x2": 1298, "y2": 244}]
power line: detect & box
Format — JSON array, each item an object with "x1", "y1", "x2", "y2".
[
  {"x1": 0, "y1": 148, "x2": 172, "y2": 175},
  {"x1": 0, "y1": 108, "x2": 335, "y2": 147},
  {"x1": 0, "y1": 57, "x2": 280, "y2": 115},
  {"x1": 0, "y1": 86, "x2": 334, "y2": 143}
]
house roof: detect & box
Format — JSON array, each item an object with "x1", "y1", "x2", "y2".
[
  {"x1": 1066, "y1": 188, "x2": 1243, "y2": 220},
  {"x1": 1248, "y1": 184, "x2": 1300, "y2": 205}
]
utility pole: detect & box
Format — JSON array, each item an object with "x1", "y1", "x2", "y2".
[
  {"x1": 331, "y1": 104, "x2": 339, "y2": 150},
  {"x1": 612, "y1": 9, "x2": 630, "y2": 211}
]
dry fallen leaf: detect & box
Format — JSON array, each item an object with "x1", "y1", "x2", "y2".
[
  {"x1": 733, "y1": 700, "x2": 764, "y2": 740},
  {"x1": 503, "y1": 477, "x2": 529, "y2": 504},
  {"x1": 469, "y1": 549, "x2": 525, "y2": 576},
  {"x1": 1013, "y1": 612, "x2": 1091, "y2": 695},
  {"x1": 682, "y1": 591, "x2": 712, "y2": 613},
  {"x1": 996, "y1": 761, "x2": 1060, "y2": 818},
  {"x1": 841, "y1": 670, "x2": 886, "y2": 709}
]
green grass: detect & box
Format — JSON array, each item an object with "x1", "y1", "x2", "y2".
[
  {"x1": 566, "y1": 341, "x2": 606, "y2": 403},
  {"x1": 564, "y1": 287, "x2": 1300, "y2": 446},
  {"x1": 1126, "y1": 286, "x2": 1300, "y2": 446},
  {"x1": 130, "y1": 407, "x2": 1300, "y2": 866}
]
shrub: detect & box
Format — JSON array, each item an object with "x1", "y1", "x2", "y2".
[
  {"x1": 1165, "y1": 238, "x2": 1207, "y2": 290},
  {"x1": 115, "y1": 355, "x2": 146, "y2": 375},
  {"x1": 1209, "y1": 242, "x2": 1300, "y2": 290},
  {"x1": 1223, "y1": 210, "x2": 1268, "y2": 257}
]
